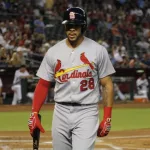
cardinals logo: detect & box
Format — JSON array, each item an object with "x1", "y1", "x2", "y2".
[
  {"x1": 80, "y1": 52, "x2": 94, "y2": 70},
  {"x1": 55, "y1": 59, "x2": 61, "y2": 74},
  {"x1": 69, "y1": 12, "x2": 75, "y2": 20},
  {"x1": 54, "y1": 59, "x2": 65, "y2": 78}
]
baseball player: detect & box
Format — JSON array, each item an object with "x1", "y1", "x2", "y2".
[
  {"x1": 136, "y1": 70, "x2": 149, "y2": 99},
  {"x1": 28, "y1": 7, "x2": 115, "y2": 150},
  {"x1": 0, "y1": 77, "x2": 2, "y2": 95},
  {"x1": 11, "y1": 65, "x2": 33, "y2": 105},
  {"x1": 0, "y1": 77, "x2": 3, "y2": 104}
]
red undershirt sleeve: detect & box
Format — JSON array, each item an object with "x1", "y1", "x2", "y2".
[
  {"x1": 32, "y1": 78, "x2": 51, "y2": 113},
  {"x1": 103, "y1": 107, "x2": 112, "y2": 119}
]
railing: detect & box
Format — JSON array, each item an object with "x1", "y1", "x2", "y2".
[{"x1": 0, "y1": 67, "x2": 150, "y2": 104}]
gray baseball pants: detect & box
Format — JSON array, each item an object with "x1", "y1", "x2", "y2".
[{"x1": 52, "y1": 103, "x2": 99, "y2": 150}]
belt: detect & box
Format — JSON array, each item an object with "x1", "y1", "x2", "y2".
[{"x1": 56, "y1": 102, "x2": 96, "y2": 106}]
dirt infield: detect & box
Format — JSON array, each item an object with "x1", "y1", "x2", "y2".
[{"x1": 0, "y1": 102, "x2": 150, "y2": 150}]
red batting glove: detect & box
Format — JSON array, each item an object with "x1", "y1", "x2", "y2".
[
  {"x1": 28, "y1": 112, "x2": 45, "y2": 136},
  {"x1": 97, "y1": 107, "x2": 112, "y2": 137}
]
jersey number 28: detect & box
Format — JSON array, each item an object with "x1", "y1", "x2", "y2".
[{"x1": 80, "y1": 78, "x2": 94, "y2": 91}]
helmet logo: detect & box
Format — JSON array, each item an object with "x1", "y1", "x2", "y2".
[{"x1": 69, "y1": 12, "x2": 75, "y2": 20}]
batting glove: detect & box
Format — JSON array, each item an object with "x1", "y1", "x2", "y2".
[
  {"x1": 97, "y1": 117, "x2": 111, "y2": 137},
  {"x1": 97, "y1": 107, "x2": 112, "y2": 137},
  {"x1": 28, "y1": 112, "x2": 45, "y2": 136}
]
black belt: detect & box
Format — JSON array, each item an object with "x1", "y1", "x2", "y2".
[{"x1": 56, "y1": 102, "x2": 96, "y2": 106}]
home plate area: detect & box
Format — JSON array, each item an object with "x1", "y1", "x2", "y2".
[{"x1": 0, "y1": 129, "x2": 150, "y2": 150}]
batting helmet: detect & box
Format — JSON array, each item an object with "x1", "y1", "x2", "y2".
[{"x1": 62, "y1": 7, "x2": 87, "y2": 33}]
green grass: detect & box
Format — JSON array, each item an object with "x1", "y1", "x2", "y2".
[
  {"x1": 0, "y1": 108, "x2": 150, "y2": 131},
  {"x1": 110, "y1": 108, "x2": 150, "y2": 131},
  {"x1": 0, "y1": 111, "x2": 53, "y2": 131}
]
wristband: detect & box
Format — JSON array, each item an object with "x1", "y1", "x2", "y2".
[{"x1": 103, "y1": 107, "x2": 112, "y2": 119}]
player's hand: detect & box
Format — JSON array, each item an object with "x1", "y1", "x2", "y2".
[
  {"x1": 97, "y1": 117, "x2": 111, "y2": 137},
  {"x1": 28, "y1": 112, "x2": 45, "y2": 136},
  {"x1": 97, "y1": 107, "x2": 112, "y2": 137}
]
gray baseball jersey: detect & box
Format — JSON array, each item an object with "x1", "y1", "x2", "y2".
[{"x1": 37, "y1": 36, "x2": 115, "y2": 104}]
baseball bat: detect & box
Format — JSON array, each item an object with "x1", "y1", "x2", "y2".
[{"x1": 33, "y1": 114, "x2": 41, "y2": 150}]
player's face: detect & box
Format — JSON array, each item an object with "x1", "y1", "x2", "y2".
[
  {"x1": 20, "y1": 67, "x2": 26, "y2": 73},
  {"x1": 65, "y1": 24, "x2": 82, "y2": 42},
  {"x1": 141, "y1": 73, "x2": 146, "y2": 79}
]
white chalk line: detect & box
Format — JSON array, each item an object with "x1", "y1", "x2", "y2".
[
  {"x1": 0, "y1": 148, "x2": 121, "y2": 150},
  {"x1": 96, "y1": 139, "x2": 122, "y2": 150},
  {"x1": 0, "y1": 139, "x2": 121, "y2": 150},
  {"x1": 44, "y1": 140, "x2": 122, "y2": 150},
  {"x1": 0, "y1": 140, "x2": 31, "y2": 142},
  {"x1": 106, "y1": 135, "x2": 150, "y2": 139},
  {"x1": 1, "y1": 134, "x2": 150, "y2": 139},
  {"x1": 2, "y1": 148, "x2": 150, "y2": 150},
  {"x1": 1, "y1": 135, "x2": 150, "y2": 150},
  {"x1": 1, "y1": 134, "x2": 150, "y2": 142}
]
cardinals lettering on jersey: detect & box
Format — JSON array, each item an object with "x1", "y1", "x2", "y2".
[{"x1": 54, "y1": 52, "x2": 94, "y2": 82}]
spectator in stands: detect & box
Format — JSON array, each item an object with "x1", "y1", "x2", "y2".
[
  {"x1": 111, "y1": 23, "x2": 122, "y2": 45},
  {"x1": 11, "y1": 65, "x2": 33, "y2": 105},
  {"x1": 0, "y1": 77, "x2": 3, "y2": 104},
  {"x1": 23, "y1": 24, "x2": 32, "y2": 39},
  {"x1": 0, "y1": 0, "x2": 150, "y2": 69},
  {"x1": 35, "y1": 0, "x2": 46, "y2": 9},
  {"x1": 142, "y1": 21, "x2": 150, "y2": 38},
  {"x1": 128, "y1": 55, "x2": 145, "y2": 68},
  {"x1": 0, "y1": 29, "x2": 6, "y2": 47},
  {"x1": 120, "y1": 54, "x2": 129, "y2": 68},
  {"x1": 0, "y1": 21, "x2": 7, "y2": 34},
  {"x1": 5, "y1": 39, "x2": 16, "y2": 51},
  {"x1": 9, "y1": 46, "x2": 26, "y2": 67},
  {"x1": 33, "y1": 16, "x2": 46, "y2": 45},
  {"x1": 18, "y1": 33, "x2": 29, "y2": 47},
  {"x1": 136, "y1": 37, "x2": 150, "y2": 51},
  {"x1": 34, "y1": 16, "x2": 45, "y2": 35},
  {"x1": 112, "y1": 44, "x2": 123, "y2": 67},
  {"x1": 118, "y1": 40, "x2": 127, "y2": 56},
  {"x1": 130, "y1": 5, "x2": 143, "y2": 25},
  {"x1": 97, "y1": 18, "x2": 108, "y2": 36},
  {"x1": 146, "y1": 7, "x2": 150, "y2": 17},
  {"x1": 126, "y1": 23, "x2": 137, "y2": 38},
  {"x1": 140, "y1": 52, "x2": 150, "y2": 67},
  {"x1": 39, "y1": 42, "x2": 50, "y2": 55},
  {"x1": 0, "y1": 47, "x2": 8, "y2": 66},
  {"x1": 100, "y1": 38, "x2": 110, "y2": 49}
]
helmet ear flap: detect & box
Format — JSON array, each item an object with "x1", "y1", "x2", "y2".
[{"x1": 81, "y1": 24, "x2": 87, "y2": 34}]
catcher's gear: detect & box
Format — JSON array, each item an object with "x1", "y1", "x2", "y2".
[
  {"x1": 97, "y1": 107, "x2": 112, "y2": 137},
  {"x1": 62, "y1": 7, "x2": 87, "y2": 33},
  {"x1": 28, "y1": 112, "x2": 45, "y2": 136},
  {"x1": 97, "y1": 117, "x2": 111, "y2": 137}
]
